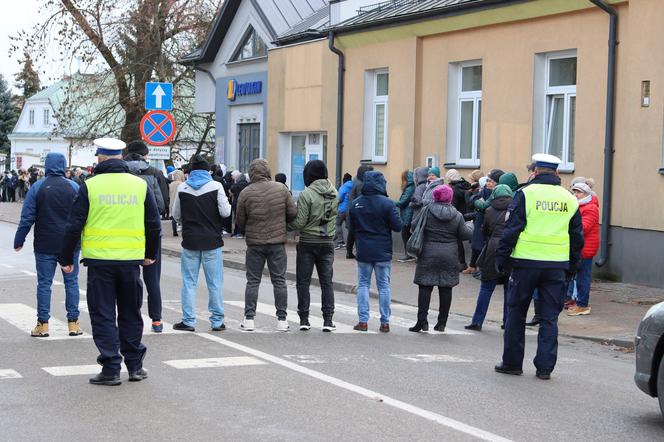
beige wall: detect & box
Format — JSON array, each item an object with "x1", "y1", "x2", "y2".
[
  {"x1": 339, "y1": 0, "x2": 664, "y2": 232},
  {"x1": 266, "y1": 40, "x2": 339, "y2": 180}
]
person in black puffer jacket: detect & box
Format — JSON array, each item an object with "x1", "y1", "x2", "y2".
[
  {"x1": 345, "y1": 164, "x2": 373, "y2": 259},
  {"x1": 445, "y1": 168, "x2": 472, "y2": 271}
]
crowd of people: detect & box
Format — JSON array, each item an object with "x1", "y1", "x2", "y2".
[{"x1": 11, "y1": 136, "x2": 598, "y2": 384}]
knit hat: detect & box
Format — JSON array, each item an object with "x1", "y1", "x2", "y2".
[
  {"x1": 126, "y1": 140, "x2": 149, "y2": 156},
  {"x1": 572, "y1": 182, "x2": 592, "y2": 195},
  {"x1": 428, "y1": 166, "x2": 441, "y2": 178},
  {"x1": 487, "y1": 169, "x2": 505, "y2": 183},
  {"x1": 189, "y1": 154, "x2": 209, "y2": 171},
  {"x1": 275, "y1": 173, "x2": 287, "y2": 184},
  {"x1": 343, "y1": 172, "x2": 352, "y2": 183},
  {"x1": 492, "y1": 184, "x2": 513, "y2": 199},
  {"x1": 432, "y1": 184, "x2": 453, "y2": 203},
  {"x1": 498, "y1": 172, "x2": 519, "y2": 191},
  {"x1": 303, "y1": 160, "x2": 328, "y2": 187},
  {"x1": 166, "y1": 165, "x2": 175, "y2": 174},
  {"x1": 231, "y1": 170, "x2": 242, "y2": 181},
  {"x1": 479, "y1": 176, "x2": 488, "y2": 189},
  {"x1": 467, "y1": 169, "x2": 483, "y2": 183},
  {"x1": 445, "y1": 168, "x2": 462, "y2": 183}
]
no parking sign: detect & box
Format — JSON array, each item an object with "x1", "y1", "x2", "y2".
[{"x1": 140, "y1": 111, "x2": 176, "y2": 146}]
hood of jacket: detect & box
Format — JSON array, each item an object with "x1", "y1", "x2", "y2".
[
  {"x1": 249, "y1": 159, "x2": 271, "y2": 183},
  {"x1": 361, "y1": 171, "x2": 387, "y2": 196},
  {"x1": 531, "y1": 173, "x2": 562, "y2": 186},
  {"x1": 309, "y1": 179, "x2": 337, "y2": 199},
  {"x1": 498, "y1": 172, "x2": 519, "y2": 191},
  {"x1": 186, "y1": 169, "x2": 212, "y2": 190},
  {"x1": 126, "y1": 157, "x2": 150, "y2": 175},
  {"x1": 452, "y1": 178, "x2": 471, "y2": 190},
  {"x1": 428, "y1": 202, "x2": 458, "y2": 222},
  {"x1": 94, "y1": 158, "x2": 129, "y2": 175},
  {"x1": 45, "y1": 152, "x2": 67, "y2": 177},
  {"x1": 356, "y1": 164, "x2": 373, "y2": 182},
  {"x1": 490, "y1": 195, "x2": 513, "y2": 211},
  {"x1": 405, "y1": 170, "x2": 414, "y2": 187},
  {"x1": 414, "y1": 166, "x2": 428, "y2": 185}
]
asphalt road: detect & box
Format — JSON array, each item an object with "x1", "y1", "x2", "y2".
[{"x1": 0, "y1": 222, "x2": 662, "y2": 441}]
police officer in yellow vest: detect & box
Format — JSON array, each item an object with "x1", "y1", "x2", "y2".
[
  {"x1": 59, "y1": 138, "x2": 161, "y2": 386},
  {"x1": 494, "y1": 154, "x2": 584, "y2": 380}
]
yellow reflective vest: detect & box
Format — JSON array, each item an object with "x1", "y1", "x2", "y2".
[
  {"x1": 82, "y1": 173, "x2": 147, "y2": 261},
  {"x1": 511, "y1": 184, "x2": 579, "y2": 262}
]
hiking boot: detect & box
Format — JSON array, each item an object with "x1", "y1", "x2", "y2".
[
  {"x1": 277, "y1": 319, "x2": 290, "y2": 332},
  {"x1": 299, "y1": 318, "x2": 311, "y2": 331},
  {"x1": 379, "y1": 323, "x2": 390, "y2": 333},
  {"x1": 240, "y1": 318, "x2": 255, "y2": 331},
  {"x1": 89, "y1": 372, "x2": 121, "y2": 386},
  {"x1": 31, "y1": 321, "x2": 49, "y2": 337},
  {"x1": 408, "y1": 321, "x2": 428, "y2": 332},
  {"x1": 353, "y1": 322, "x2": 368, "y2": 332},
  {"x1": 211, "y1": 323, "x2": 226, "y2": 331},
  {"x1": 68, "y1": 319, "x2": 83, "y2": 336},
  {"x1": 128, "y1": 368, "x2": 148, "y2": 382},
  {"x1": 151, "y1": 321, "x2": 163, "y2": 333},
  {"x1": 322, "y1": 320, "x2": 336, "y2": 332},
  {"x1": 173, "y1": 321, "x2": 195, "y2": 332},
  {"x1": 567, "y1": 306, "x2": 591, "y2": 316}
]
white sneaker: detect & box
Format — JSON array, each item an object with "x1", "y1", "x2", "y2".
[
  {"x1": 240, "y1": 318, "x2": 255, "y2": 331},
  {"x1": 277, "y1": 319, "x2": 290, "y2": 332}
]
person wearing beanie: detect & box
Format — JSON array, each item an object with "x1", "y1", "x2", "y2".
[
  {"x1": 394, "y1": 170, "x2": 416, "y2": 263},
  {"x1": 349, "y1": 171, "x2": 402, "y2": 332},
  {"x1": 408, "y1": 184, "x2": 472, "y2": 333},
  {"x1": 566, "y1": 181, "x2": 599, "y2": 317},
  {"x1": 445, "y1": 168, "x2": 472, "y2": 271},
  {"x1": 465, "y1": 184, "x2": 514, "y2": 331},
  {"x1": 411, "y1": 166, "x2": 444, "y2": 232},
  {"x1": 288, "y1": 160, "x2": 338, "y2": 331},
  {"x1": 346, "y1": 164, "x2": 373, "y2": 259},
  {"x1": 474, "y1": 172, "x2": 519, "y2": 212},
  {"x1": 334, "y1": 172, "x2": 354, "y2": 249},
  {"x1": 236, "y1": 159, "x2": 298, "y2": 332},
  {"x1": 427, "y1": 166, "x2": 441, "y2": 181},
  {"x1": 171, "y1": 153, "x2": 231, "y2": 333},
  {"x1": 275, "y1": 173, "x2": 288, "y2": 187}
]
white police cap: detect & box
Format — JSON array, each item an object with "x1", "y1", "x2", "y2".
[
  {"x1": 532, "y1": 153, "x2": 562, "y2": 170},
  {"x1": 94, "y1": 138, "x2": 126, "y2": 156}
]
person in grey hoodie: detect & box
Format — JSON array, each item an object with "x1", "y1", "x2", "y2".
[
  {"x1": 409, "y1": 166, "x2": 429, "y2": 227},
  {"x1": 345, "y1": 164, "x2": 373, "y2": 259}
]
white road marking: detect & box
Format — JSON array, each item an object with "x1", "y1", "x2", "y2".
[
  {"x1": 42, "y1": 365, "x2": 127, "y2": 376},
  {"x1": 163, "y1": 356, "x2": 266, "y2": 369},
  {"x1": 0, "y1": 303, "x2": 89, "y2": 340},
  {"x1": 0, "y1": 369, "x2": 22, "y2": 379},
  {"x1": 77, "y1": 304, "x2": 186, "y2": 335},
  {"x1": 197, "y1": 332, "x2": 513, "y2": 442},
  {"x1": 225, "y1": 300, "x2": 374, "y2": 333},
  {"x1": 283, "y1": 354, "x2": 375, "y2": 364},
  {"x1": 21, "y1": 270, "x2": 37, "y2": 277},
  {"x1": 391, "y1": 354, "x2": 475, "y2": 363},
  {"x1": 162, "y1": 304, "x2": 282, "y2": 334}
]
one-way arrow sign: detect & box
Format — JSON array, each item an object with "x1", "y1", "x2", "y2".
[{"x1": 145, "y1": 82, "x2": 173, "y2": 111}]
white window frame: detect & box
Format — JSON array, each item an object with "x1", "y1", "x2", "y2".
[
  {"x1": 29, "y1": 109, "x2": 34, "y2": 126},
  {"x1": 456, "y1": 61, "x2": 482, "y2": 167},
  {"x1": 43, "y1": 108, "x2": 50, "y2": 126},
  {"x1": 364, "y1": 69, "x2": 389, "y2": 163},
  {"x1": 542, "y1": 51, "x2": 576, "y2": 171},
  {"x1": 228, "y1": 25, "x2": 268, "y2": 64}
]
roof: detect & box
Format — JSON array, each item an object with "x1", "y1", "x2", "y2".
[
  {"x1": 181, "y1": 0, "x2": 328, "y2": 64},
  {"x1": 328, "y1": 0, "x2": 520, "y2": 33},
  {"x1": 26, "y1": 80, "x2": 66, "y2": 101},
  {"x1": 277, "y1": 4, "x2": 330, "y2": 44}
]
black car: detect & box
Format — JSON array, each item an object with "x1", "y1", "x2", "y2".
[{"x1": 635, "y1": 301, "x2": 664, "y2": 417}]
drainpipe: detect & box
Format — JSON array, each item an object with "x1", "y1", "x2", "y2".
[
  {"x1": 589, "y1": 0, "x2": 618, "y2": 268},
  {"x1": 328, "y1": 31, "x2": 345, "y2": 187}
]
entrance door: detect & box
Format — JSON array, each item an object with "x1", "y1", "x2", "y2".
[{"x1": 238, "y1": 123, "x2": 260, "y2": 173}]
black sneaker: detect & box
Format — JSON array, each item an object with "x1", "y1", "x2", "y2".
[
  {"x1": 464, "y1": 324, "x2": 482, "y2": 331},
  {"x1": 536, "y1": 371, "x2": 551, "y2": 380},
  {"x1": 128, "y1": 368, "x2": 148, "y2": 382},
  {"x1": 173, "y1": 321, "x2": 195, "y2": 332},
  {"x1": 334, "y1": 243, "x2": 346, "y2": 250},
  {"x1": 89, "y1": 372, "x2": 121, "y2": 386},
  {"x1": 525, "y1": 317, "x2": 541, "y2": 327},
  {"x1": 494, "y1": 363, "x2": 523, "y2": 376},
  {"x1": 299, "y1": 318, "x2": 311, "y2": 331},
  {"x1": 322, "y1": 320, "x2": 336, "y2": 332},
  {"x1": 211, "y1": 323, "x2": 226, "y2": 332}
]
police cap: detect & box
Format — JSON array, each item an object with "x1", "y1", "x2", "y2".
[
  {"x1": 532, "y1": 153, "x2": 562, "y2": 170},
  {"x1": 94, "y1": 138, "x2": 126, "y2": 156}
]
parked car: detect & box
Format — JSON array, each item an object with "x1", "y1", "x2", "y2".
[{"x1": 635, "y1": 301, "x2": 664, "y2": 417}]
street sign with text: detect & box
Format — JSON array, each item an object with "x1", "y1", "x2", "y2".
[{"x1": 145, "y1": 82, "x2": 173, "y2": 111}]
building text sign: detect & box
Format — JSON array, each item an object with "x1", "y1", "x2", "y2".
[{"x1": 227, "y1": 79, "x2": 262, "y2": 102}]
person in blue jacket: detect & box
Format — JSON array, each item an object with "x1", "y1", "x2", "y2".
[
  {"x1": 14, "y1": 152, "x2": 82, "y2": 338},
  {"x1": 334, "y1": 173, "x2": 353, "y2": 249},
  {"x1": 348, "y1": 171, "x2": 402, "y2": 333}
]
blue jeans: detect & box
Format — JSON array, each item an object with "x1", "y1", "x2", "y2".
[
  {"x1": 357, "y1": 261, "x2": 391, "y2": 324},
  {"x1": 471, "y1": 279, "x2": 508, "y2": 326},
  {"x1": 180, "y1": 248, "x2": 224, "y2": 328},
  {"x1": 35, "y1": 252, "x2": 80, "y2": 322},
  {"x1": 575, "y1": 258, "x2": 593, "y2": 307}
]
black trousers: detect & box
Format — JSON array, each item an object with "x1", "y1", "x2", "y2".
[
  {"x1": 502, "y1": 267, "x2": 566, "y2": 372},
  {"x1": 469, "y1": 248, "x2": 482, "y2": 268},
  {"x1": 142, "y1": 237, "x2": 162, "y2": 321},
  {"x1": 296, "y1": 242, "x2": 335, "y2": 321},
  {"x1": 346, "y1": 230, "x2": 355, "y2": 255},
  {"x1": 401, "y1": 225, "x2": 412, "y2": 256},
  {"x1": 87, "y1": 265, "x2": 146, "y2": 375},
  {"x1": 457, "y1": 239, "x2": 467, "y2": 267},
  {"x1": 417, "y1": 285, "x2": 452, "y2": 325}
]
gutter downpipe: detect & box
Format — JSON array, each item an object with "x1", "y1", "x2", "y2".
[
  {"x1": 328, "y1": 31, "x2": 345, "y2": 187},
  {"x1": 589, "y1": 0, "x2": 618, "y2": 268}
]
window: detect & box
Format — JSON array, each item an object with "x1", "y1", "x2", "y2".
[
  {"x1": 43, "y1": 109, "x2": 50, "y2": 126},
  {"x1": 537, "y1": 51, "x2": 576, "y2": 170},
  {"x1": 230, "y1": 26, "x2": 267, "y2": 62},
  {"x1": 29, "y1": 109, "x2": 34, "y2": 126},
  {"x1": 446, "y1": 61, "x2": 482, "y2": 167},
  {"x1": 363, "y1": 69, "x2": 389, "y2": 162}
]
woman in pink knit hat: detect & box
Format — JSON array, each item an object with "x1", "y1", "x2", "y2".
[{"x1": 409, "y1": 185, "x2": 472, "y2": 332}]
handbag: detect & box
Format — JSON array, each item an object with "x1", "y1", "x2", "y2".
[{"x1": 406, "y1": 206, "x2": 429, "y2": 256}]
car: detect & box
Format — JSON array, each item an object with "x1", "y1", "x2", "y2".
[{"x1": 635, "y1": 301, "x2": 664, "y2": 417}]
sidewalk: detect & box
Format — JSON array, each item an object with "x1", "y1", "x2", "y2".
[{"x1": 2, "y1": 201, "x2": 661, "y2": 347}]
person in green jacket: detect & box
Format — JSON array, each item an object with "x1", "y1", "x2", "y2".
[
  {"x1": 288, "y1": 160, "x2": 339, "y2": 332},
  {"x1": 474, "y1": 172, "x2": 519, "y2": 211},
  {"x1": 394, "y1": 169, "x2": 415, "y2": 262}
]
